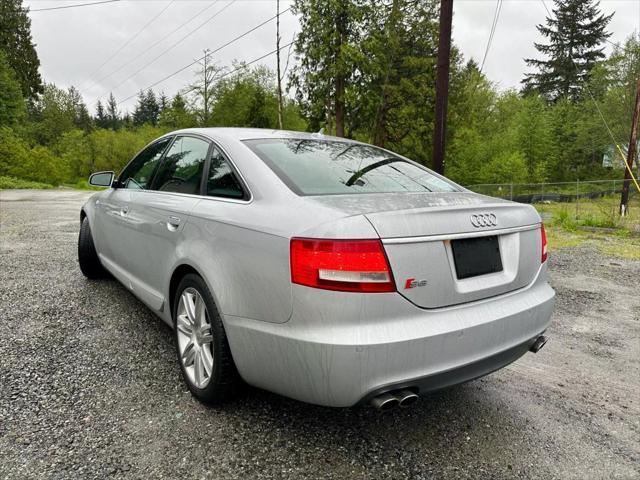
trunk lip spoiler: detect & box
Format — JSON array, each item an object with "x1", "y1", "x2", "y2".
[{"x1": 381, "y1": 223, "x2": 541, "y2": 244}]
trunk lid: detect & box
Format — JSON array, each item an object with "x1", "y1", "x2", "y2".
[{"x1": 307, "y1": 192, "x2": 542, "y2": 308}]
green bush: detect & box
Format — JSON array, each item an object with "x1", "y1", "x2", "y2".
[{"x1": 0, "y1": 175, "x2": 53, "y2": 189}]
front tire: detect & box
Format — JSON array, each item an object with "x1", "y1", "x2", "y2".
[
  {"x1": 78, "y1": 216, "x2": 107, "y2": 279},
  {"x1": 173, "y1": 274, "x2": 241, "y2": 404}
]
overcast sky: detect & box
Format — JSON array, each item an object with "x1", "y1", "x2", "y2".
[{"x1": 24, "y1": 0, "x2": 640, "y2": 113}]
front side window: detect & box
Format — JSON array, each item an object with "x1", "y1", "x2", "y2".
[
  {"x1": 243, "y1": 138, "x2": 460, "y2": 196},
  {"x1": 206, "y1": 147, "x2": 245, "y2": 199},
  {"x1": 119, "y1": 137, "x2": 171, "y2": 189},
  {"x1": 152, "y1": 136, "x2": 210, "y2": 195}
]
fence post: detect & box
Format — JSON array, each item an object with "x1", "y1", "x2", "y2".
[
  {"x1": 510, "y1": 183, "x2": 513, "y2": 201},
  {"x1": 575, "y1": 179, "x2": 579, "y2": 219}
]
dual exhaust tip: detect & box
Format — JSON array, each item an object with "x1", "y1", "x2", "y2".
[
  {"x1": 370, "y1": 389, "x2": 419, "y2": 411},
  {"x1": 371, "y1": 335, "x2": 549, "y2": 411}
]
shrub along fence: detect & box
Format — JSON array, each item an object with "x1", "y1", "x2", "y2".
[{"x1": 465, "y1": 179, "x2": 639, "y2": 204}]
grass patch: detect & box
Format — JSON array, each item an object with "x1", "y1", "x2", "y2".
[
  {"x1": 0, "y1": 175, "x2": 54, "y2": 190},
  {"x1": 536, "y1": 195, "x2": 640, "y2": 260}
]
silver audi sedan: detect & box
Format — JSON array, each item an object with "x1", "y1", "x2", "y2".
[{"x1": 79, "y1": 128, "x2": 555, "y2": 409}]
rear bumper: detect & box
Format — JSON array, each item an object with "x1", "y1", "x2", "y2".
[{"x1": 224, "y1": 265, "x2": 555, "y2": 407}]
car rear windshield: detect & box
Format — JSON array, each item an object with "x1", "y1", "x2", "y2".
[{"x1": 243, "y1": 138, "x2": 460, "y2": 196}]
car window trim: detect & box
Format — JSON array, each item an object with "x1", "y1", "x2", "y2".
[
  {"x1": 117, "y1": 135, "x2": 174, "y2": 189},
  {"x1": 148, "y1": 133, "x2": 213, "y2": 194},
  {"x1": 202, "y1": 141, "x2": 249, "y2": 201}
]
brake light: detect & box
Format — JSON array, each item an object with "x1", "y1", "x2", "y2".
[
  {"x1": 290, "y1": 238, "x2": 396, "y2": 292},
  {"x1": 541, "y1": 223, "x2": 548, "y2": 263}
]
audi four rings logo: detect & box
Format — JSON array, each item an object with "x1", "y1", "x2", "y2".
[{"x1": 470, "y1": 213, "x2": 497, "y2": 228}]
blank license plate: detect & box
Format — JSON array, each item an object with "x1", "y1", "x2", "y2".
[{"x1": 451, "y1": 236, "x2": 503, "y2": 279}]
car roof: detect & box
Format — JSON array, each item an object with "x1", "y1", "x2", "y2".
[{"x1": 169, "y1": 127, "x2": 363, "y2": 144}]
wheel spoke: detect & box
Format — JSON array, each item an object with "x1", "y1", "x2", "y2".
[
  {"x1": 176, "y1": 314, "x2": 192, "y2": 336},
  {"x1": 182, "y1": 291, "x2": 197, "y2": 324},
  {"x1": 201, "y1": 346, "x2": 213, "y2": 377},
  {"x1": 199, "y1": 325, "x2": 213, "y2": 344},
  {"x1": 195, "y1": 294, "x2": 206, "y2": 326},
  {"x1": 194, "y1": 349, "x2": 204, "y2": 386},
  {"x1": 182, "y1": 341, "x2": 196, "y2": 367}
]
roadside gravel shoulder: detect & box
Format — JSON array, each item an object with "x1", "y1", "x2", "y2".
[{"x1": 1, "y1": 190, "x2": 638, "y2": 479}]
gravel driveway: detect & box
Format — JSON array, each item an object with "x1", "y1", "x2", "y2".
[{"x1": 1, "y1": 189, "x2": 638, "y2": 479}]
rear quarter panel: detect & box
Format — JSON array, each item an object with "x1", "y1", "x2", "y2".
[{"x1": 178, "y1": 197, "x2": 293, "y2": 324}]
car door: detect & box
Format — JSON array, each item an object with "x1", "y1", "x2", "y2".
[
  {"x1": 119, "y1": 135, "x2": 212, "y2": 310},
  {"x1": 95, "y1": 137, "x2": 172, "y2": 278}
]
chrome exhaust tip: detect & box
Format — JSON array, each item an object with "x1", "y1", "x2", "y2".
[
  {"x1": 395, "y1": 389, "x2": 419, "y2": 407},
  {"x1": 529, "y1": 335, "x2": 548, "y2": 353},
  {"x1": 370, "y1": 393, "x2": 399, "y2": 411}
]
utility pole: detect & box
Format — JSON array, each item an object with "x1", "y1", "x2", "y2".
[
  {"x1": 203, "y1": 49, "x2": 210, "y2": 126},
  {"x1": 432, "y1": 0, "x2": 453, "y2": 175},
  {"x1": 276, "y1": 0, "x2": 284, "y2": 130},
  {"x1": 620, "y1": 78, "x2": 640, "y2": 216}
]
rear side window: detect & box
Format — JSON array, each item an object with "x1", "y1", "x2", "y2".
[
  {"x1": 120, "y1": 138, "x2": 171, "y2": 189},
  {"x1": 206, "y1": 147, "x2": 245, "y2": 199},
  {"x1": 243, "y1": 138, "x2": 459, "y2": 196},
  {"x1": 152, "y1": 136, "x2": 210, "y2": 195}
]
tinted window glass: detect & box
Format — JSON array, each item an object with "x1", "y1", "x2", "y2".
[
  {"x1": 206, "y1": 147, "x2": 245, "y2": 199},
  {"x1": 243, "y1": 139, "x2": 459, "y2": 196},
  {"x1": 152, "y1": 136, "x2": 209, "y2": 194},
  {"x1": 120, "y1": 138, "x2": 171, "y2": 189}
]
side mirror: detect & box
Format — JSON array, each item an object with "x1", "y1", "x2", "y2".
[{"x1": 89, "y1": 171, "x2": 114, "y2": 187}]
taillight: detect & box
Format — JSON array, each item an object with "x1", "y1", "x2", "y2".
[
  {"x1": 290, "y1": 238, "x2": 396, "y2": 293},
  {"x1": 541, "y1": 223, "x2": 548, "y2": 263}
]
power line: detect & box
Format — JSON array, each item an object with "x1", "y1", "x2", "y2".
[
  {"x1": 117, "y1": 39, "x2": 295, "y2": 106},
  {"x1": 97, "y1": 0, "x2": 236, "y2": 102},
  {"x1": 86, "y1": 0, "x2": 223, "y2": 93},
  {"x1": 480, "y1": 0, "x2": 502, "y2": 72},
  {"x1": 30, "y1": 0, "x2": 120, "y2": 12},
  {"x1": 80, "y1": 0, "x2": 175, "y2": 89}
]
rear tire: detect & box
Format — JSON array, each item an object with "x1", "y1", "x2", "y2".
[
  {"x1": 173, "y1": 274, "x2": 242, "y2": 405},
  {"x1": 78, "y1": 216, "x2": 107, "y2": 279}
]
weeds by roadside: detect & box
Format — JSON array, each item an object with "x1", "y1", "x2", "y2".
[{"x1": 536, "y1": 196, "x2": 640, "y2": 260}]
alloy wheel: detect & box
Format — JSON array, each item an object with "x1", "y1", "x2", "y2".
[{"x1": 176, "y1": 287, "x2": 214, "y2": 389}]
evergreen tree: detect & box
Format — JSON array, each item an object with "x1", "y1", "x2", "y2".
[
  {"x1": 144, "y1": 89, "x2": 160, "y2": 126},
  {"x1": 158, "y1": 92, "x2": 169, "y2": 113},
  {"x1": 0, "y1": 49, "x2": 25, "y2": 126},
  {"x1": 360, "y1": 0, "x2": 440, "y2": 154},
  {"x1": 132, "y1": 90, "x2": 146, "y2": 126},
  {"x1": 106, "y1": 93, "x2": 120, "y2": 130},
  {"x1": 0, "y1": 0, "x2": 43, "y2": 99},
  {"x1": 95, "y1": 101, "x2": 108, "y2": 129},
  {"x1": 159, "y1": 93, "x2": 194, "y2": 128},
  {"x1": 67, "y1": 86, "x2": 92, "y2": 132},
  {"x1": 523, "y1": 0, "x2": 613, "y2": 102},
  {"x1": 133, "y1": 89, "x2": 160, "y2": 126},
  {"x1": 290, "y1": 0, "x2": 366, "y2": 136}
]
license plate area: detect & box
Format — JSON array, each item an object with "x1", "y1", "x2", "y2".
[{"x1": 451, "y1": 235, "x2": 503, "y2": 279}]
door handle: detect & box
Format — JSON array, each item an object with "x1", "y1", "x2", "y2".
[
  {"x1": 167, "y1": 216, "x2": 181, "y2": 231},
  {"x1": 120, "y1": 205, "x2": 129, "y2": 216}
]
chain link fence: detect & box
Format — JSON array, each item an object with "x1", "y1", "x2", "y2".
[
  {"x1": 465, "y1": 179, "x2": 640, "y2": 227},
  {"x1": 464, "y1": 179, "x2": 637, "y2": 204}
]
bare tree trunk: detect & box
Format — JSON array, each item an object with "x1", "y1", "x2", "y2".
[{"x1": 276, "y1": 0, "x2": 284, "y2": 130}]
